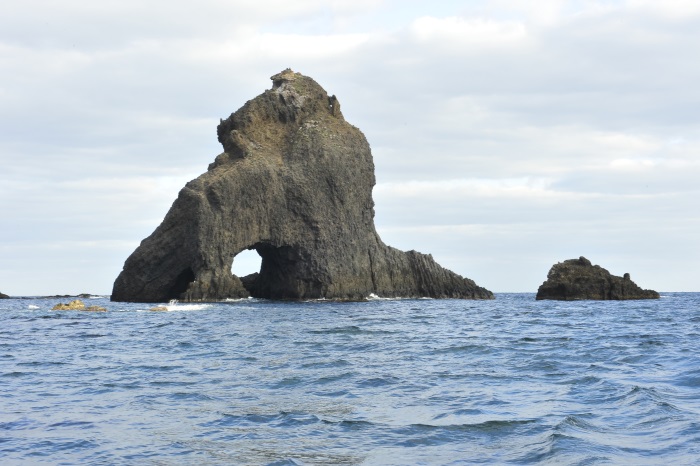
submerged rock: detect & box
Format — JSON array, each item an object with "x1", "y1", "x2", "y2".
[
  {"x1": 84, "y1": 306, "x2": 108, "y2": 312},
  {"x1": 52, "y1": 299, "x2": 85, "y2": 310},
  {"x1": 51, "y1": 299, "x2": 107, "y2": 311},
  {"x1": 112, "y1": 69, "x2": 492, "y2": 302},
  {"x1": 536, "y1": 256, "x2": 659, "y2": 300}
]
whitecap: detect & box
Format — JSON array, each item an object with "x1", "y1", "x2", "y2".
[
  {"x1": 167, "y1": 303, "x2": 212, "y2": 311},
  {"x1": 367, "y1": 294, "x2": 405, "y2": 300}
]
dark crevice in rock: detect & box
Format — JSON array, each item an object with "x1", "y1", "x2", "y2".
[
  {"x1": 239, "y1": 273, "x2": 259, "y2": 294},
  {"x1": 168, "y1": 268, "x2": 196, "y2": 301}
]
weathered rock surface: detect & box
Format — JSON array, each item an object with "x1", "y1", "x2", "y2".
[
  {"x1": 536, "y1": 257, "x2": 659, "y2": 300},
  {"x1": 112, "y1": 69, "x2": 493, "y2": 302},
  {"x1": 0, "y1": 291, "x2": 9, "y2": 299},
  {"x1": 52, "y1": 299, "x2": 107, "y2": 311}
]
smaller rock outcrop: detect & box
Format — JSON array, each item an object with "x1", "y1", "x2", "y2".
[
  {"x1": 52, "y1": 300, "x2": 107, "y2": 311},
  {"x1": 0, "y1": 291, "x2": 9, "y2": 299},
  {"x1": 536, "y1": 256, "x2": 659, "y2": 300},
  {"x1": 85, "y1": 306, "x2": 107, "y2": 312}
]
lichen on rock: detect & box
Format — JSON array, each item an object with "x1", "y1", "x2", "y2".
[
  {"x1": 111, "y1": 70, "x2": 492, "y2": 303},
  {"x1": 536, "y1": 256, "x2": 659, "y2": 300}
]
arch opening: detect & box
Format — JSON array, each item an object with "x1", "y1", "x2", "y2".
[
  {"x1": 229, "y1": 242, "x2": 315, "y2": 299},
  {"x1": 231, "y1": 248, "x2": 263, "y2": 278}
]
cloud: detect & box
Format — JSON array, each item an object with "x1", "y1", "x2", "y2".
[
  {"x1": 182, "y1": 32, "x2": 371, "y2": 64},
  {"x1": 625, "y1": 0, "x2": 700, "y2": 19},
  {"x1": 410, "y1": 16, "x2": 530, "y2": 50},
  {"x1": 1, "y1": 0, "x2": 699, "y2": 294},
  {"x1": 375, "y1": 177, "x2": 559, "y2": 200}
]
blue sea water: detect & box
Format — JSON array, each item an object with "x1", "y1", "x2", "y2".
[{"x1": 1, "y1": 293, "x2": 699, "y2": 465}]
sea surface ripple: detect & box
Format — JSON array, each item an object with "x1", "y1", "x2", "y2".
[{"x1": 1, "y1": 293, "x2": 699, "y2": 465}]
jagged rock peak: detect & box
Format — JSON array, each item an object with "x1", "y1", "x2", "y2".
[
  {"x1": 111, "y1": 70, "x2": 493, "y2": 302},
  {"x1": 536, "y1": 256, "x2": 659, "y2": 300},
  {"x1": 213, "y1": 69, "x2": 344, "y2": 165}
]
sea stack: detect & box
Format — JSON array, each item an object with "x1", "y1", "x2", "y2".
[
  {"x1": 112, "y1": 69, "x2": 493, "y2": 302},
  {"x1": 536, "y1": 256, "x2": 659, "y2": 300}
]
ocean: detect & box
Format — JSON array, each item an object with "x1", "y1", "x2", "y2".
[{"x1": 1, "y1": 293, "x2": 699, "y2": 465}]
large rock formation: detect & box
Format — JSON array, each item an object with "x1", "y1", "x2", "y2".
[
  {"x1": 0, "y1": 291, "x2": 9, "y2": 299},
  {"x1": 536, "y1": 256, "x2": 659, "y2": 300},
  {"x1": 112, "y1": 70, "x2": 492, "y2": 302}
]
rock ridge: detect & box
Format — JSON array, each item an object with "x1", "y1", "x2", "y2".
[
  {"x1": 536, "y1": 256, "x2": 659, "y2": 300},
  {"x1": 112, "y1": 69, "x2": 493, "y2": 302}
]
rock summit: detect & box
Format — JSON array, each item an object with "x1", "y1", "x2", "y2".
[
  {"x1": 536, "y1": 256, "x2": 659, "y2": 300},
  {"x1": 112, "y1": 70, "x2": 493, "y2": 302}
]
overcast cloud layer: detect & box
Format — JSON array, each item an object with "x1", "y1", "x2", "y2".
[{"x1": 1, "y1": 0, "x2": 698, "y2": 295}]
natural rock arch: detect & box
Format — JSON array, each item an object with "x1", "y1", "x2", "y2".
[{"x1": 111, "y1": 70, "x2": 492, "y2": 302}]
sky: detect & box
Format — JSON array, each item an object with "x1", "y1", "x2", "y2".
[{"x1": 1, "y1": 0, "x2": 698, "y2": 295}]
